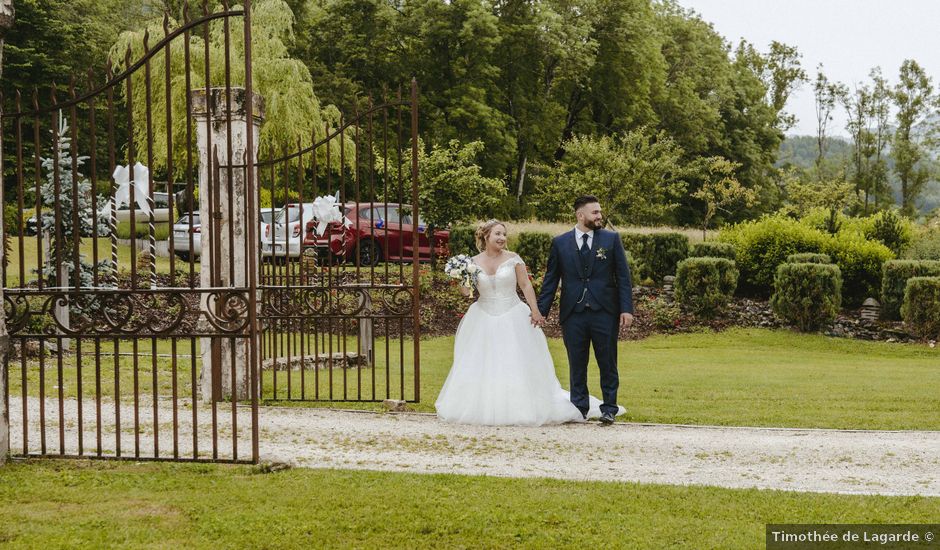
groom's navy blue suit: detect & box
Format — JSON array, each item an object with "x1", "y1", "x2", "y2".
[{"x1": 536, "y1": 229, "x2": 633, "y2": 417}]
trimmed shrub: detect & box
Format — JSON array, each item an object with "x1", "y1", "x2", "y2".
[
  {"x1": 515, "y1": 231, "x2": 553, "y2": 273},
  {"x1": 719, "y1": 216, "x2": 827, "y2": 296},
  {"x1": 721, "y1": 215, "x2": 892, "y2": 305},
  {"x1": 786, "y1": 253, "x2": 831, "y2": 264},
  {"x1": 770, "y1": 262, "x2": 842, "y2": 331},
  {"x1": 901, "y1": 276, "x2": 940, "y2": 338},
  {"x1": 674, "y1": 257, "x2": 738, "y2": 318},
  {"x1": 690, "y1": 241, "x2": 736, "y2": 260},
  {"x1": 881, "y1": 260, "x2": 940, "y2": 320},
  {"x1": 620, "y1": 232, "x2": 689, "y2": 284},
  {"x1": 447, "y1": 225, "x2": 476, "y2": 257},
  {"x1": 907, "y1": 226, "x2": 940, "y2": 261},
  {"x1": 822, "y1": 234, "x2": 893, "y2": 307}
]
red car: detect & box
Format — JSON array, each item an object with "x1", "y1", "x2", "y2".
[{"x1": 305, "y1": 202, "x2": 449, "y2": 266}]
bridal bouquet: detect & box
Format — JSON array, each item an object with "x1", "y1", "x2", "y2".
[{"x1": 443, "y1": 254, "x2": 480, "y2": 289}]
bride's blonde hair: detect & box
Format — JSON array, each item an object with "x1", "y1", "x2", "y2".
[{"x1": 475, "y1": 219, "x2": 507, "y2": 252}]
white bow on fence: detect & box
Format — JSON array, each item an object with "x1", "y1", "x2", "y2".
[
  {"x1": 105, "y1": 162, "x2": 152, "y2": 216},
  {"x1": 310, "y1": 192, "x2": 353, "y2": 236}
]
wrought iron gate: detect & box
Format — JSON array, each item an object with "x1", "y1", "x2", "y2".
[
  {"x1": 2, "y1": 3, "x2": 260, "y2": 463},
  {"x1": 258, "y1": 84, "x2": 424, "y2": 404}
]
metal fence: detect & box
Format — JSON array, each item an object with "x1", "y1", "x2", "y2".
[{"x1": 1, "y1": 3, "x2": 259, "y2": 463}]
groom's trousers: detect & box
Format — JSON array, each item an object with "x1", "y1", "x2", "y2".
[{"x1": 561, "y1": 306, "x2": 620, "y2": 417}]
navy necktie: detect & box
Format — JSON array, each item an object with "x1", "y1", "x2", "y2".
[{"x1": 580, "y1": 233, "x2": 590, "y2": 255}]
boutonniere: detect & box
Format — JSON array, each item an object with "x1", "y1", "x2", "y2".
[{"x1": 596, "y1": 247, "x2": 608, "y2": 260}]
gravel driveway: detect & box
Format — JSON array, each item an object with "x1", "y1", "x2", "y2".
[{"x1": 9, "y1": 397, "x2": 940, "y2": 497}]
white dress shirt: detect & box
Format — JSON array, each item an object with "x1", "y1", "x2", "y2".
[{"x1": 574, "y1": 227, "x2": 594, "y2": 250}]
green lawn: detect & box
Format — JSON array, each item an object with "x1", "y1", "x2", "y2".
[
  {"x1": 266, "y1": 328, "x2": 940, "y2": 431},
  {"x1": 0, "y1": 460, "x2": 936, "y2": 548},
  {"x1": 9, "y1": 328, "x2": 940, "y2": 430}
]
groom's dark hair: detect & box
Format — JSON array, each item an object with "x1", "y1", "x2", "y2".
[{"x1": 573, "y1": 195, "x2": 599, "y2": 211}]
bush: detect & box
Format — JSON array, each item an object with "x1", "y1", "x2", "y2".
[
  {"x1": 689, "y1": 242, "x2": 736, "y2": 260},
  {"x1": 719, "y1": 216, "x2": 827, "y2": 296},
  {"x1": 785, "y1": 253, "x2": 831, "y2": 264},
  {"x1": 901, "y1": 276, "x2": 940, "y2": 338},
  {"x1": 620, "y1": 232, "x2": 689, "y2": 284},
  {"x1": 906, "y1": 226, "x2": 940, "y2": 261},
  {"x1": 4, "y1": 204, "x2": 22, "y2": 237},
  {"x1": 822, "y1": 234, "x2": 893, "y2": 307},
  {"x1": 515, "y1": 231, "x2": 553, "y2": 273},
  {"x1": 865, "y1": 210, "x2": 914, "y2": 256},
  {"x1": 674, "y1": 257, "x2": 738, "y2": 318},
  {"x1": 645, "y1": 296, "x2": 681, "y2": 329},
  {"x1": 770, "y1": 262, "x2": 842, "y2": 331},
  {"x1": 720, "y1": 215, "x2": 892, "y2": 305},
  {"x1": 881, "y1": 260, "x2": 940, "y2": 320},
  {"x1": 447, "y1": 225, "x2": 476, "y2": 257}
]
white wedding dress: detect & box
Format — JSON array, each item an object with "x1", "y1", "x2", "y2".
[{"x1": 436, "y1": 255, "x2": 621, "y2": 426}]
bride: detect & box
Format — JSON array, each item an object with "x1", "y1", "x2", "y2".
[{"x1": 435, "y1": 219, "x2": 621, "y2": 426}]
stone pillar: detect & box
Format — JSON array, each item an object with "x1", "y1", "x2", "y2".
[
  {"x1": 0, "y1": 0, "x2": 15, "y2": 466},
  {"x1": 190, "y1": 87, "x2": 264, "y2": 402}
]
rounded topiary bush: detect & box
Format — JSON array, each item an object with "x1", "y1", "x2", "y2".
[
  {"x1": 719, "y1": 216, "x2": 828, "y2": 296},
  {"x1": 821, "y1": 233, "x2": 893, "y2": 308},
  {"x1": 620, "y1": 232, "x2": 689, "y2": 284},
  {"x1": 786, "y1": 253, "x2": 831, "y2": 264},
  {"x1": 770, "y1": 262, "x2": 842, "y2": 331},
  {"x1": 515, "y1": 231, "x2": 553, "y2": 273},
  {"x1": 901, "y1": 276, "x2": 940, "y2": 338},
  {"x1": 881, "y1": 260, "x2": 940, "y2": 320},
  {"x1": 690, "y1": 242, "x2": 736, "y2": 260},
  {"x1": 447, "y1": 225, "x2": 476, "y2": 257},
  {"x1": 674, "y1": 257, "x2": 738, "y2": 318}
]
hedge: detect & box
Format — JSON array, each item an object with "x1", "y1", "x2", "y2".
[
  {"x1": 720, "y1": 215, "x2": 892, "y2": 306},
  {"x1": 674, "y1": 257, "x2": 738, "y2": 318},
  {"x1": 447, "y1": 225, "x2": 476, "y2": 257},
  {"x1": 882, "y1": 260, "x2": 940, "y2": 320},
  {"x1": 620, "y1": 232, "x2": 689, "y2": 284},
  {"x1": 785, "y1": 253, "x2": 831, "y2": 264},
  {"x1": 689, "y1": 242, "x2": 736, "y2": 260},
  {"x1": 770, "y1": 262, "x2": 842, "y2": 332},
  {"x1": 515, "y1": 231, "x2": 553, "y2": 273},
  {"x1": 901, "y1": 276, "x2": 940, "y2": 338}
]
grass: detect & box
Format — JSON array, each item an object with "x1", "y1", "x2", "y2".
[
  {"x1": 504, "y1": 220, "x2": 713, "y2": 243},
  {"x1": 10, "y1": 328, "x2": 940, "y2": 430},
  {"x1": 267, "y1": 328, "x2": 940, "y2": 430},
  {"x1": 0, "y1": 460, "x2": 936, "y2": 548},
  {"x1": 4, "y1": 235, "x2": 180, "y2": 287}
]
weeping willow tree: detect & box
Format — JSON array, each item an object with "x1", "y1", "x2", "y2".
[{"x1": 110, "y1": 0, "x2": 352, "y2": 179}]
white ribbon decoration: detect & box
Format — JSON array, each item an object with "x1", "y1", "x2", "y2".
[
  {"x1": 109, "y1": 162, "x2": 152, "y2": 216},
  {"x1": 309, "y1": 193, "x2": 352, "y2": 236}
]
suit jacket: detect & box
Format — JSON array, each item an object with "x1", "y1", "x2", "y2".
[{"x1": 536, "y1": 228, "x2": 633, "y2": 324}]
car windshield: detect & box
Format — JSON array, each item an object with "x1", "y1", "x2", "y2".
[
  {"x1": 260, "y1": 211, "x2": 276, "y2": 223},
  {"x1": 275, "y1": 205, "x2": 301, "y2": 224}
]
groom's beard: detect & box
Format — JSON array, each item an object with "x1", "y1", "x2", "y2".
[{"x1": 586, "y1": 218, "x2": 605, "y2": 230}]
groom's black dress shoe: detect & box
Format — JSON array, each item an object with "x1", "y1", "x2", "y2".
[{"x1": 599, "y1": 412, "x2": 615, "y2": 425}]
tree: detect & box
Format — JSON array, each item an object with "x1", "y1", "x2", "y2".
[
  {"x1": 813, "y1": 66, "x2": 848, "y2": 174},
  {"x1": 891, "y1": 59, "x2": 936, "y2": 216},
  {"x1": 784, "y1": 174, "x2": 858, "y2": 234},
  {"x1": 531, "y1": 129, "x2": 691, "y2": 226},
  {"x1": 416, "y1": 139, "x2": 506, "y2": 232},
  {"x1": 735, "y1": 40, "x2": 806, "y2": 132},
  {"x1": 691, "y1": 157, "x2": 756, "y2": 240},
  {"x1": 112, "y1": 0, "x2": 347, "y2": 177}
]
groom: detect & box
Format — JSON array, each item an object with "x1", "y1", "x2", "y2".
[{"x1": 536, "y1": 195, "x2": 633, "y2": 425}]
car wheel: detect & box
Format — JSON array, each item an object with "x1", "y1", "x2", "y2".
[{"x1": 357, "y1": 240, "x2": 381, "y2": 266}]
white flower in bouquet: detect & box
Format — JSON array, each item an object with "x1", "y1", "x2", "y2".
[{"x1": 444, "y1": 254, "x2": 481, "y2": 289}]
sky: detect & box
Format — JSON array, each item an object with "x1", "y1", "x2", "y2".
[{"x1": 677, "y1": 0, "x2": 940, "y2": 137}]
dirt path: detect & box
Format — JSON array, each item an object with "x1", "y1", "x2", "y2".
[{"x1": 9, "y1": 397, "x2": 939, "y2": 496}]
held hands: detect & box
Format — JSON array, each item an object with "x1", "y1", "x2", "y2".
[{"x1": 530, "y1": 310, "x2": 546, "y2": 327}]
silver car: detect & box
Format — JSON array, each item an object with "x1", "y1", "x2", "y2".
[{"x1": 170, "y1": 212, "x2": 201, "y2": 261}]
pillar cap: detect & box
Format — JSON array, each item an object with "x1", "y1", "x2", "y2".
[{"x1": 190, "y1": 87, "x2": 265, "y2": 122}]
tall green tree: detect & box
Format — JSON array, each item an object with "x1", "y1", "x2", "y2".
[
  {"x1": 812, "y1": 65, "x2": 848, "y2": 175},
  {"x1": 891, "y1": 59, "x2": 936, "y2": 216}
]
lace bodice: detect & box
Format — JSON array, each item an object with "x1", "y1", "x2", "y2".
[{"x1": 473, "y1": 255, "x2": 525, "y2": 315}]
